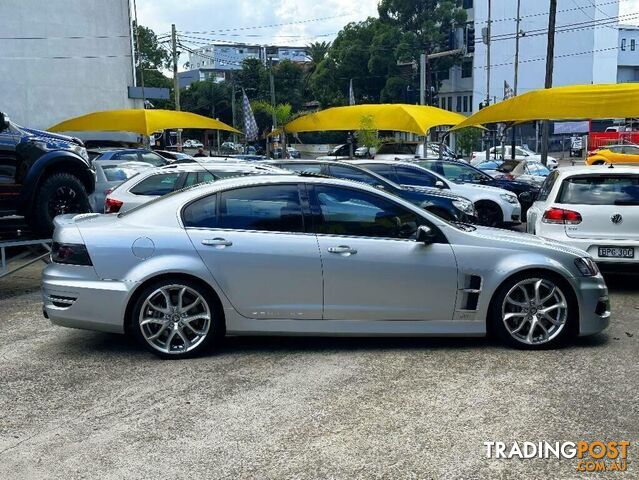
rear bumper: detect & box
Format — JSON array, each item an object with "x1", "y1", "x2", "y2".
[
  {"x1": 539, "y1": 230, "x2": 639, "y2": 264},
  {"x1": 570, "y1": 274, "x2": 610, "y2": 336},
  {"x1": 42, "y1": 263, "x2": 132, "y2": 333}
]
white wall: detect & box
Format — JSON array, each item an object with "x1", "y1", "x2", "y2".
[
  {"x1": 472, "y1": 0, "x2": 619, "y2": 111},
  {"x1": 0, "y1": 0, "x2": 139, "y2": 130},
  {"x1": 618, "y1": 26, "x2": 639, "y2": 66}
]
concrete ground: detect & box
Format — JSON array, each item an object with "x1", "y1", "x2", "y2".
[{"x1": 0, "y1": 260, "x2": 637, "y2": 480}]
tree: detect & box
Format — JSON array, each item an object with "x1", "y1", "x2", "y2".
[
  {"x1": 132, "y1": 23, "x2": 172, "y2": 107},
  {"x1": 180, "y1": 81, "x2": 233, "y2": 126},
  {"x1": 357, "y1": 115, "x2": 381, "y2": 156},
  {"x1": 306, "y1": 41, "x2": 331, "y2": 72},
  {"x1": 252, "y1": 101, "x2": 294, "y2": 147},
  {"x1": 273, "y1": 60, "x2": 304, "y2": 110},
  {"x1": 455, "y1": 127, "x2": 482, "y2": 157}
]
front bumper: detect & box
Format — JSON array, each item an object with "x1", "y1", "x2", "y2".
[
  {"x1": 502, "y1": 202, "x2": 522, "y2": 225},
  {"x1": 42, "y1": 263, "x2": 132, "y2": 333},
  {"x1": 570, "y1": 274, "x2": 610, "y2": 336}
]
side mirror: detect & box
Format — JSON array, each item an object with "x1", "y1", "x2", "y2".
[
  {"x1": 0, "y1": 112, "x2": 9, "y2": 132},
  {"x1": 416, "y1": 225, "x2": 436, "y2": 244},
  {"x1": 435, "y1": 180, "x2": 445, "y2": 189}
]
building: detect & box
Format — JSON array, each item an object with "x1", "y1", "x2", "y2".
[
  {"x1": 618, "y1": 24, "x2": 639, "y2": 82},
  {"x1": 438, "y1": 0, "x2": 619, "y2": 116},
  {"x1": 179, "y1": 43, "x2": 309, "y2": 89},
  {"x1": 0, "y1": 0, "x2": 140, "y2": 129}
]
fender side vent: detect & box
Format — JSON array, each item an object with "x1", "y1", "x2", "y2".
[{"x1": 460, "y1": 275, "x2": 482, "y2": 311}]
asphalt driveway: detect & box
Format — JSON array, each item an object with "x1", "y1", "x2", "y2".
[{"x1": 0, "y1": 268, "x2": 637, "y2": 479}]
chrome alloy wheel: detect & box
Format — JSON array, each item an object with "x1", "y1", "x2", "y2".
[
  {"x1": 139, "y1": 284, "x2": 211, "y2": 355},
  {"x1": 501, "y1": 278, "x2": 568, "y2": 345}
]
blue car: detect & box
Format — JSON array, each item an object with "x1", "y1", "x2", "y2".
[
  {"x1": 92, "y1": 148, "x2": 168, "y2": 167},
  {"x1": 268, "y1": 160, "x2": 477, "y2": 223}
]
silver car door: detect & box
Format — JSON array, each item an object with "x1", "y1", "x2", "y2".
[
  {"x1": 309, "y1": 184, "x2": 458, "y2": 321},
  {"x1": 184, "y1": 183, "x2": 323, "y2": 320}
]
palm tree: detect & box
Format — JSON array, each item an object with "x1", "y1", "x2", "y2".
[{"x1": 305, "y1": 41, "x2": 331, "y2": 74}]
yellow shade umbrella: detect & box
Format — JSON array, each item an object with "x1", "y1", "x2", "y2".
[
  {"x1": 49, "y1": 109, "x2": 241, "y2": 135},
  {"x1": 284, "y1": 104, "x2": 467, "y2": 136},
  {"x1": 452, "y1": 83, "x2": 639, "y2": 130}
]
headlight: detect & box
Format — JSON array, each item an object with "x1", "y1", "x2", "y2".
[
  {"x1": 575, "y1": 257, "x2": 599, "y2": 276},
  {"x1": 72, "y1": 145, "x2": 89, "y2": 161},
  {"x1": 453, "y1": 199, "x2": 475, "y2": 216},
  {"x1": 500, "y1": 193, "x2": 519, "y2": 204}
]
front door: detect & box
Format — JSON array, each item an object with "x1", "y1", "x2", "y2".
[
  {"x1": 308, "y1": 184, "x2": 458, "y2": 321},
  {"x1": 0, "y1": 125, "x2": 20, "y2": 213},
  {"x1": 184, "y1": 183, "x2": 323, "y2": 320}
]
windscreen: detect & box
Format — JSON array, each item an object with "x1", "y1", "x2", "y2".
[{"x1": 558, "y1": 175, "x2": 639, "y2": 205}]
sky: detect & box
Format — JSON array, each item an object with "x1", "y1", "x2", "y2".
[{"x1": 135, "y1": 0, "x2": 639, "y2": 68}]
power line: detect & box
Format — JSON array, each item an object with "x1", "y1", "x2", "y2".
[
  {"x1": 0, "y1": 34, "x2": 130, "y2": 40},
  {"x1": 485, "y1": 0, "x2": 630, "y2": 23},
  {"x1": 0, "y1": 54, "x2": 132, "y2": 60}
]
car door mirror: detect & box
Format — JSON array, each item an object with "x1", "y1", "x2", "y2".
[
  {"x1": 0, "y1": 112, "x2": 9, "y2": 132},
  {"x1": 416, "y1": 225, "x2": 436, "y2": 244},
  {"x1": 435, "y1": 180, "x2": 445, "y2": 189}
]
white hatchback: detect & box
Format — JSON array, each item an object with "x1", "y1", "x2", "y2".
[{"x1": 527, "y1": 166, "x2": 639, "y2": 265}]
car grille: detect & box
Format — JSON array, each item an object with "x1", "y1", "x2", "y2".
[{"x1": 46, "y1": 294, "x2": 77, "y2": 308}]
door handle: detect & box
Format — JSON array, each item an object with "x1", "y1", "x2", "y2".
[
  {"x1": 201, "y1": 238, "x2": 233, "y2": 247},
  {"x1": 327, "y1": 245, "x2": 357, "y2": 255}
]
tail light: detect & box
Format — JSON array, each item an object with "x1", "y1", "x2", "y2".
[
  {"x1": 105, "y1": 196, "x2": 123, "y2": 213},
  {"x1": 51, "y1": 242, "x2": 93, "y2": 266},
  {"x1": 542, "y1": 207, "x2": 582, "y2": 225}
]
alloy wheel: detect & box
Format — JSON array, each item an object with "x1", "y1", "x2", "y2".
[
  {"x1": 501, "y1": 278, "x2": 567, "y2": 345},
  {"x1": 48, "y1": 186, "x2": 81, "y2": 217},
  {"x1": 139, "y1": 284, "x2": 211, "y2": 355},
  {"x1": 476, "y1": 204, "x2": 501, "y2": 227}
]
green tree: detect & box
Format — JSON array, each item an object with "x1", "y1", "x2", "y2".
[
  {"x1": 273, "y1": 60, "x2": 304, "y2": 110},
  {"x1": 357, "y1": 115, "x2": 381, "y2": 155},
  {"x1": 180, "y1": 81, "x2": 233, "y2": 126},
  {"x1": 132, "y1": 23, "x2": 172, "y2": 107},
  {"x1": 306, "y1": 41, "x2": 331, "y2": 74},
  {"x1": 252, "y1": 101, "x2": 294, "y2": 147},
  {"x1": 455, "y1": 127, "x2": 482, "y2": 157}
]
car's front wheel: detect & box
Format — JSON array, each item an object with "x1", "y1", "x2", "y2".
[
  {"x1": 131, "y1": 279, "x2": 224, "y2": 359},
  {"x1": 489, "y1": 273, "x2": 576, "y2": 349},
  {"x1": 475, "y1": 201, "x2": 503, "y2": 227}
]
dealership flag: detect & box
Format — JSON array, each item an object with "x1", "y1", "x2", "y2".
[
  {"x1": 349, "y1": 79, "x2": 356, "y2": 105},
  {"x1": 242, "y1": 89, "x2": 259, "y2": 141},
  {"x1": 503, "y1": 80, "x2": 515, "y2": 100}
]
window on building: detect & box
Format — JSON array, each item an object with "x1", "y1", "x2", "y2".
[
  {"x1": 622, "y1": 38, "x2": 627, "y2": 51},
  {"x1": 456, "y1": 96, "x2": 462, "y2": 112},
  {"x1": 632, "y1": 39, "x2": 636, "y2": 51},
  {"x1": 463, "y1": 95, "x2": 468, "y2": 112},
  {"x1": 461, "y1": 60, "x2": 473, "y2": 78},
  {"x1": 463, "y1": 0, "x2": 473, "y2": 8},
  {"x1": 440, "y1": 68, "x2": 450, "y2": 80},
  {"x1": 448, "y1": 96, "x2": 453, "y2": 110},
  {"x1": 469, "y1": 95, "x2": 473, "y2": 111}
]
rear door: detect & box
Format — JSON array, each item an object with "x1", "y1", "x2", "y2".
[
  {"x1": 557, "y1": 174, "x2": 639, "y2": 240},
  {"x1": 184, "y1": 183, "x2": 323, "y2": 319}
]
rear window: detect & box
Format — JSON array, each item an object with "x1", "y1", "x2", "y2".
[
  {"x1": 376, "y1": 143, "x2": 418, "y2": 155},
  {"x1": 557, "y1": 175, "x2": 639, "y2": 205},
  {"x1": 102, "y1": 166, "x2": 142, "y2": 182},
  {"x1": 130, "y1": 173, "x2": 181, "y2": 196}
]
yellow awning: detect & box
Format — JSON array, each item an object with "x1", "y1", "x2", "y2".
[
  {"x1": 453, "y1": 83, "x2": 639, "y2": 130},
  {"x1": 284, "y1": 104, "x2": 467, "y2": 136},
  {"x1": 49, "y1": 109, "x2": 241, "y2": 136}
]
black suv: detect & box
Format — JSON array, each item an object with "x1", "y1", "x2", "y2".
[{"x1": 0, "y1": 112, "x2": 94, "y2": 235}]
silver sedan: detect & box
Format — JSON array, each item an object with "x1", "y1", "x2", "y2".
[{"x1": 43, "y1": 175, "x2": 610, "y2": 358}]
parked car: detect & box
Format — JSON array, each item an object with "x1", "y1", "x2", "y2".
[
  {"x1": 287, "y1": 146, "x2": 301, "y2": 158},
  {"x1": 315, "y1": 144, "x2": 352, "y2": 161},
  {"x1": 349, "y1": 160, "x2": 521, "y2": 227},
  {"x1": 585, "y1": 144, "x2": 639, "y2": 165},
  {"x1": 527, "y1": 166, "x2": 639, "y2": 269},
  {"x1": 89, "y1": 161, "x2": 152, "y2": 212},
  {"x1": 104, "y1": 163, "x2": 286, "y2": 213},
  {"x1": 44, "y1": 174, "x2": 610, "y2": 358},
  {"x1": 154, "y1": 150, "x2": 195, "y2": 163},
  {"x1": 471, "y1": 146, "x2": 558, "y2": 169},
  {"x1": 354, "y1": 146, "x2": 376, "y2": 158},
  {"x1": 93, "y1": 148, "x2": 168, "y2": 167},
  {"x1": 230, "y1": 154, "x2": 267, "y2": 161},
  {"x1": 183, "y1": 139, "x2": 203, "y2": 149},
  {"x1": 477, "y1": 159, "x2": 551, "y2": 187},
  {"x1": 412, "y1": 159, "x2": 540, "y2": 216},
  {"x1": 373, "y1": 142, "x2": 454, "y2": 161},
  {"x1": 569, "y1": 135, "x2": 584, "y2": 158},
  {"x1": 0, "y1": 112, "x2": 94, "y2": 235},
  {"x1": 268, "y1": 160, "x2": 476, "y2": 223}
]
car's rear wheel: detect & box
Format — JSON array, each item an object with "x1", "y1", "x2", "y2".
[
  {"x1": 489, "y1": 273, "x2": 576, "y2": 349},
  {"x1": 131, "y1": 279, "x2": 223, "y2": 359},
  {"x1": 475, "y1": 201, "x2": 503, "y2": 227},
  {"x1": 29, "y1": 173, "x2": 91, "y2": 236}
]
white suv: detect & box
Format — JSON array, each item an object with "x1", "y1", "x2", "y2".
[
  {"x1": 348, "y1": 160, "x2": 522, "y2": 227},
  {"x1": 527, "y1": 166, "x2": 639, "y2": 266}
]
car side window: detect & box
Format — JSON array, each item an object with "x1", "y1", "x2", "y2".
[
  {"x1": 140, "y1": 152, "x2": 167, "y2": 167},
  {"x1": 183, "y1": 194, "x2": 217, "y2": 228},
  {"x1": 538, "y1": 170, "x2": 559, "y2": 201},
  {"x1": 394, "y1": 166, "x2": 437, "y2": 187},
  {"x1": 183, "y1": 172, "x2": 200, "y2": 188},
  {"x1": 358, "y1": 163, "x2": 399, "y2": 183},
  {"x1": 130, "y1": 173, "x2": 181, "y2": 196},
  {"x1": 440, "y1": 163, "x2": 485, "y2": 182},
  {"x1": 312, "y1": 185, "x2": 425, "y2": 240},
  {"x1": 218, "y1": 184, "x2": 304, "y2": 233},
  {"x1": 327, "y1": 165, "x2": 381, "y2": 187},
  {"x1": 115, "y1": 152, "x2": 139, "y2": 162},
  {"x1": 279, "y1": 163, "x2": 322, "y2": 174},
  {"x1": 197, "y1": 171, "x2": 216, "y2": 183}
]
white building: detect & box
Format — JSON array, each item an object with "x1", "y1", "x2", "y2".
[
  {"x1": 0, "y1": 0, "x2": 139, "y2": 130},
  {"x1": 618, "y1": 24, "x2": 639, "y2": 82},
  {"x1": 439, "y1": 0, "x2": 619, "y2": 115}
]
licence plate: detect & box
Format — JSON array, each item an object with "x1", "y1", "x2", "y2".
[{"x1": 598, "y1": 246, "x2": 635, "y2": 258}]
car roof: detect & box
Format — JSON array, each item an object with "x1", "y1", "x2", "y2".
[
  {"x1": 554, "y1": 165, "x2": 639, "y2": 177},
  {"x1": 94, "y1": 160, "x2": 152, "y2": 169}
]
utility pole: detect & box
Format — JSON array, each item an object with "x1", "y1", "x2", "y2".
[
  {"x1": 171, "y1": 24, "x2": 182, "y2": 149},
  {"x1": 269, "y1": 57, "x2": 277, "y2": 154},
  {"x1": 511, "y1": 0, "x2": 521, "y2": 159},
  {"x1": 485, "y1": 0, "x2": 492, "y2": 162},
  {"x1": 540, "y1": 0, "x2": 557, "y2": 166},
  {"x1": 419, "y1": 53, "x2": 426, "y2": 106},
  {"x1": 231, "y1": 81, "x2": 237, "y2": 145}
]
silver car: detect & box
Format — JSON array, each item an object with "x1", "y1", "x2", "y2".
[
  {"x1": 43, "y1": 175, "x2": 610, "y2": 359},
  {"x1": 89, "y1": 160, "x2": 152, "y2": 212}
]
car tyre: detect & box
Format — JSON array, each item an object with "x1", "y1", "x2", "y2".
[
  {"x1": 131, "y1": 278, "x2": 224, "y2": 359},
  {"x1": 489, "y1": 271, "x2": 577, "y2": 350},
  {"x1": 475, "y1": 201, "x2": 503, "y2": 227},
  {"x1": 29, "y1": 173, "x2": 91, "y2": 236}
]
